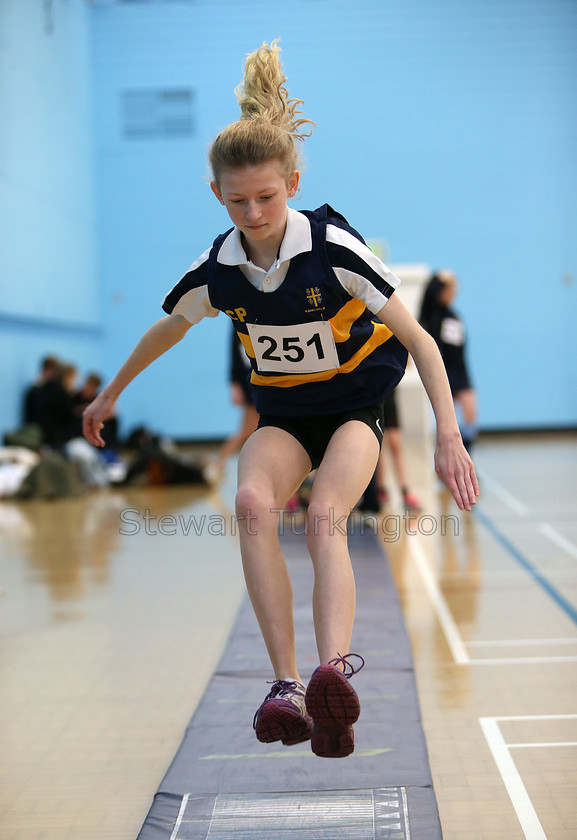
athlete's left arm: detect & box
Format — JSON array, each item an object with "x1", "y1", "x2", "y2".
[{"x1": 376, "y1": 294, "x2": 479, "y2": 511}]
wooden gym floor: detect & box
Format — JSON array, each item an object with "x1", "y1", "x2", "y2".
[{"x1": 0, "y1": 431, "x2": 576, "y2": 839}]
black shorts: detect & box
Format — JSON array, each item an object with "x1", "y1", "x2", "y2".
[
  {"x1": 382, "y1": 391, "x2": 399, "y2": 429},
  {"x1": 257, "y1": 402, "x2": 385, "y2": 470}
]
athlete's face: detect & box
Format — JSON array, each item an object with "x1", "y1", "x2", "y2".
[{"x1": 211, "y1": 161, "x2": 299, "y2": 256}]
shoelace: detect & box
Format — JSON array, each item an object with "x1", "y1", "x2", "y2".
[
  {"x1": 328, "y1": 652, "x2": 365, "y2": 678},
  {"x1": 253, "y1": 679, "x2": 305, "y2": 729},
  {"x1": 263, "y1": 679, "x2": 305, "y2": 701}
]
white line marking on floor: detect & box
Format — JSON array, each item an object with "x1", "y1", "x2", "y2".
[
  {"x1": 490, "y1": 714, "x2": 577, "y2": 722},
  {"x1": 470, "y1": 655, "x2": 577, "y2": 665},
  {"x1": 477, "y1": 470, "x2": 529, "y2": 516},
  {"x1": 538, "y1": 522, "x2": 577, "y2": 561},
  {"x1": 479, "y1": 468, "x2": 577, "y2": 567},
  {"x1": 412, "y1": 468, "x2": 577, "y2": 667},
  {"x1": 467, "y1": 638, "x2": 577, "y2": 647},
  {"x1": 480, "y1": 717, "x2": 547, "y2": 840},
  {"x1": 408, "y1": 537, "x2": 470, "y2": 665},
  {"x1": 477, "y1": 568, "x2": 577, "y2": 581},
  {"x1": 508, "y1": 741, "x2": 577, "y2": 749}
]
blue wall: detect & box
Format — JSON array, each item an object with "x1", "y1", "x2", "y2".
[
  {"x1": 2, "y1": 0, "x2": 576, "y2": 440},
  {"x1": 0, "y1": 0, "x2": 101, "y2": 432}
]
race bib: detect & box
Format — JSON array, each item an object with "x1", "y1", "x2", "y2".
[
  {"x1": 247, "y1": 321, "x2": 339, "y2": 374},
  {"x1": 440, "y1": 317, "x2": 465, "y2": 347}
]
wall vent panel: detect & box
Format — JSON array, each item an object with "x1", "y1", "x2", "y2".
[{"x1": 121, "y1": 88, "x2": 194, "y2": 138}]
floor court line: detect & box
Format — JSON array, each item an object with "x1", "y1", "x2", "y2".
[
  {"x1": 467, "y1": 638, "x2": 577, "y2": 647},
  {"x1": 410, "y1": 521, "x2": 577, "y2": 665},
  {"x1": 476, "y1": 469, "x2": 530, "y2": 516},
  {"x1": 481, "y1": 714, "x2": 577, "y2": 721},
  {"x1": 407, "y1": 536, "x2": 470, "y2": 665},
  {"x1": 538, "y1": 522, "x2": 577, "y2": 561},
  {"x1": 471, "y1": 568, "x2": 577, "y2": 582},
  {"x1": 477, "y1": 469, "x2": 577, "y2": 562},
  {"x1": 408, "y1": 537, "x2": 576, "y2": 667},
  {"x1": 480, "y1": 715, "x2": 577, "y2": 840},
  {"x1": 508, "y1": 741, "x2": 577, "y2": 749},
  {"x1": 477, "y1": 469, "x2": 577, "y2": 564},
  {"x1": 476, "y1": 470, "x2": 577, "y2": 629},
  {"x1": 475, "y1": 508, "x2": 577, "y2": 627},
  {"x1": 467, "y1": 655, "x2": 577, "y2": 665},
  {"x1": 479, "y1": 717, "x2": 546, "y2": 840},
  {"x1": 363, "y1": 467, "x2": 567, "y2": 673}
]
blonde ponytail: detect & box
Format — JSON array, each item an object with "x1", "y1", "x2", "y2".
[{"x1": 210, "y1": 40, "x2": 315, "y2": 186}]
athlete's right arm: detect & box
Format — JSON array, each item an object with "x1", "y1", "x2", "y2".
[{"x1": 83, "y1": 313, "x2": 192, "y2": 447}]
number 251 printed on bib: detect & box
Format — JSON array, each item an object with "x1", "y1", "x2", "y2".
[{"x1": 247, "y1": 322, "x2": 339, "y2": 374}]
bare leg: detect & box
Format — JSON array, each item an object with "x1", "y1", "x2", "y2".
[
  {"x1": 236, "y1": 427, "x2": 311, "y2": 682},
  {"x1": 213, "y1": 405, "x2": 259, "y2": 472},
  {"x1": 303, "y1": 421, "x2": 379, "y2": 759},
  {"x1": 306, "y1": 421, "x2": 380, "y2": 664}
]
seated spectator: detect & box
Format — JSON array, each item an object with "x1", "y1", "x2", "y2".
[
  {"x1": 37, "y1": 363, "x2": 80, "y2": 450},
  {"x1": 22, "y1": 355, "x2": 61, "y2": 426},
  {"x1": 76, "y1": 372, "x2": 103, "y2": 408}
]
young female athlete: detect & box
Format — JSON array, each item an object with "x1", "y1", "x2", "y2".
[{"x1": 83, "y1": 41, "x2": 478, "y2": 759}]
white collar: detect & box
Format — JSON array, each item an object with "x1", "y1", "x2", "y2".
[{"x1": 217, "y1": 207, "x2": 312, "y2": 266}]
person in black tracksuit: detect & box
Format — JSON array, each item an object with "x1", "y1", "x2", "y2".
[
  {"x1": 204, "y1": 325, "x2": 259, "y2": 484},
  {"x1": 419, "y1": 270, "x2": 478, "y2": 452},
  {"x1": 358, "y1": 387, "x2": 422, "y2": 513}
]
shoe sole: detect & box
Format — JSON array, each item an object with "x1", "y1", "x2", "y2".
[
  {"x1": 311, "y1": 724, "x2": 355, "y2": 758},
  {"x1": 254, "y1": 700, "x2": 313, "y2": 746},
  {"x1": 305, "y1": 665, "x2": 361, "y2": 758}
]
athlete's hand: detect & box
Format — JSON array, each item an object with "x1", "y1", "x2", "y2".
[
  {"x1": 434, "y1": 432, "x2": 479, "y2": 511},
  {"x1": 83, "y1": 388, "x2": 118, "y2": 447}
]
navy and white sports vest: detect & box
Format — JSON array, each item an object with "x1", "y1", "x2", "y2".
[{"x1": 205, "y1": 204, "x2": 407, "y2": 416}]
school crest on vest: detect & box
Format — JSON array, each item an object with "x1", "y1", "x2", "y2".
[{"x1": 305, "y1": 286, "x2": 324, "y2": 313}]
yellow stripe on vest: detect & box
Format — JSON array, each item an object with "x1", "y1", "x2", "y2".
[
  {"x1": 237, "y1": 331, "x2": 255, "y2": 358},
  {"x1": 249, "y1": 322, "x2": 396, "y2": 389},
  {"x1": 329, "y1": 298, "x2": 366, "y2": 342}
]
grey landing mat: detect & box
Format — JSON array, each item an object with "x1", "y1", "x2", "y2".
[{"x1": 137, "y1": 527, "x2": 443, "y2": 840}]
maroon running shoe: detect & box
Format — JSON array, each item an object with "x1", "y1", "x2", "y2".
[
  {"x1": 253, "y1": 679, "x2": 313, "y2": 746},
  {"x1": 305, "y1": 653, "x2": 365, "y2": 758}
]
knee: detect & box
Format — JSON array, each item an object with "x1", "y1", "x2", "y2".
[
  {"x1": 306, "y1": 497, "x2": 349, "y2": 549},
  {"x1": 235, "y1": 482, "x2": 274, "y2": 521}
]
